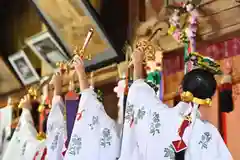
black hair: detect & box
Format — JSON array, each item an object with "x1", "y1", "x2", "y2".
[{"x1": 181, "y1": 69, "x2": 217, "y2": 99}]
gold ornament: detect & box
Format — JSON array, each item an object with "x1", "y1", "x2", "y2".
[
  {"x1": 28, "y1": 87, "x2": 38, "y2": 100},
  {"x1": 57, "y1": 28, "x2": 94, "y2": 69},
  {"x1": 135, "y1": 39, "x2": 156, "y2": 62},
  {"x1": 180, "y1": 91, "x2": 194, "y2": 102},
  {"x1": 36, "y1": 132, "x2": 46, "y2": 141},
  {"x1": 168, "y1": 25, "x2": 177, "y2": 35},
  {"x1": 38, "y1": 104, "x2": 45, "y2": 113},
  {"x1": 18, "y1": 87, "x2": 38, "y2": 109},
  {"x1": 180, "y1": 91, "x2": 212, "y2": 106}
]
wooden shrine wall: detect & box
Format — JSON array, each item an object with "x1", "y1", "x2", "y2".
[{"x1": 162, "y1": 37, "x2": 240, "y2": 159}]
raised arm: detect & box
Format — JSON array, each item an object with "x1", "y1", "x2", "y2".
[
  {"x1": 73, "y1": 56, "x2": 89, "y2": 91},
  {"x1": 2, "y1": 95, "x2": 39, "y2": 160},
  {"x1": 48, "y1": 73, "x2": 65, "y2": 135},
  {"x1": 132, "y1": 50, "x2": 145, "y2": 81},
  {"x1": 64, "y1": 56, "x2": 120, "y2": 160},
  {"x1": 19, "y1": 95, "x2": 38, "y2": 137},
  {"x1": 129, "y1": 50, "x2": 167, "y2": 109}
]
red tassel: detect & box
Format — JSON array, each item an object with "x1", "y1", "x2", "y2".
[
  {"x1": 33, "y1": 151, "x2": 39, "y2": 160},
  {"x1": 172, "y1": 140, "x2": 187, "y2": 152},
  {"x1": 40, "y1": 148, "x2": 47, "y2": 160},
  {"x1": 130, "y1": 118, "x2": 134, "y2": 128},
  {"x1": 76, "y1": 110, "x2": 85, "y2": 121},
  {"x1": 62, "y1": 150, "x2": 67, "y2": 157},
  {"x1": 218, "y1": 83, "x2": 232, "y2": 92},
  {"x1": 221, "y1": 112, "x2": 228, "y2": 145},
  {"x1": 178, "y1": 119, "x2": 191, "y2": 137}
]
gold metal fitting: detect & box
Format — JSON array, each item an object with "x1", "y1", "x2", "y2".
[
  {"x1": 36, "y1": 132, "x2": 46, "y2": 141},
  {"x1": 18, "y1": 87, "x2": 37, "y2": 109},
  {"x1": 28, "y1": 87, "x2": 37, "y2": 100},
  {"x1": 180, "y1": 91, "x2": 212, "y2": 106},
  {"x1": 56, "y1": 61, "x2": 70, "y2": 73},
  {"x1": 38, "y1": 104, "x2": 45, "y2": 113},
  {"x1": 57, "y1": 28, "x2": 94, "y2": 69},
  {"x1": 135, "y1": 39, "x2": 156, "y2": 62}
]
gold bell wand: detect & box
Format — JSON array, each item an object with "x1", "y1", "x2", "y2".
[{"x1": 68, "y1": 28, "x2": 94, "y2": 66}]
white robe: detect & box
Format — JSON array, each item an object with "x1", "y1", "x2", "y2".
[
  {"x1": 46, "y1": 95, "x2": 67, "y2": 160},
  {"x1": 2, "y1": 108, "x2": 44, "y2": 160},
  {"x1": 119, "y1": 79, "x2": 233, "y2": 160},
  {"x1": 64, "y1": 88, "x2": 120, "y2": 160},
  {"x1": 0, "y1": 106, "x2": 12, "y2": 158}
]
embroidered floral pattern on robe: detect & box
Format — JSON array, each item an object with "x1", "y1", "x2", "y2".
[
  {"x1": 125, "y1": 102, "x2": 134, "y2": 123},
  {"x1": 47, "y1": 123, "x2": 54, "y2": 133},
  {"x1": 199, "y1": 132, "x2": 212, "y2": 149},
  {"x1": 134, "y1": 107, "x2": 146, "y2": 125},
  {"x1": 68, "y1": 134, "x2": 82, "y2": 156},
  {"x1": 15, "y1": 136, "x2": 21, "y2": 144},
  {"x1": 150, "y1": 112, "x2": 161, "y2": 135},
  {"x1": 88, "y1": 116, "x2": 99, "y2": 130},
  {"x1": 164, "y1": 145, "x2": 175, "y2": 160},
  {"x1": 21, "y1": 141, "x2": 27, "y2": 156},
  {"x1": 100, "y1": 128, "x2": 112, "y2": 148},
  {"x1": 51, "y1": 131, "x2": 60, "y2": 151}
]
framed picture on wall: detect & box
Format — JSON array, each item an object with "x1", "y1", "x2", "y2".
[
  {"x1": 8, "y1": 50, "x2": 40, "y2": 85},
  {"x1": 30, "y1": 0, "x2": 127, "y2": 72},
  {"x1": 25, "y1": 31, "x2": 69, "y2": 69}
]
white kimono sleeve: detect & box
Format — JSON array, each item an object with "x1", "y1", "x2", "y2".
[
  {"x1": 203, "y1": 124, "x2": 233, "y2": 160},
  {"x1": 119, "y1": 80, "x2": 168, "y2": 160},
  {"x1": 47, "y1": 96, "x2": 65, "y2": 135},
  {"x1": 118, "y1": 91, "x2": 137, "y2": 160},
  {"x1": 23, "y1": 138, "x2": 46, "y2": 160},
  {"x1": 185, "y1": 120, "x2": 233, "y2": 160},
  {"x1": 31, "y1": 141, "x2": 47, "y2": 160},
  {"x1": 215, "y1": 129, "x2": 233, "y2": 160},
  {"x1": 65, "y1": 88, "x2": 120, "y2": 160},
  {"x1": 2, "y1": 109, "x2": 38, "y2": 160},
  {"x1": 128, "y1": 79, "x2": 168, "y2": 109},
  {"x1": 46, "y1": 96, "x2": 66, "y2": 160},
  {"x1": 0, "y1": 106, "x2": 12, "y2": 140}
]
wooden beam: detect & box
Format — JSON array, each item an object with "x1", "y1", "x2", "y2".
[{"x1": 0, "y1": 64, "x2": 118, "y2": 108}]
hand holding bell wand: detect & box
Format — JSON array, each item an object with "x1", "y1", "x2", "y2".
[
  {"x1": 18, "y1": 28, "x2": 95, "y2": 108},
  {"x1": 42, "y1": 28, "x2": 95, "y2": 92},
  {"x1": 72, "y1": 56, "x2": 89, "y2": 91},
  {"x1": 18, "y1": 67, "x2": 64, "y2": 109},
  {"x1": 67, "y1": 28, "x2": 94, "y2": 67},
  {"x1": 49, "y1": 70, "x2": 64, "y2": 96},
  {"x1": 128, "y1": 28, "x2": 162, "y2": 69}
]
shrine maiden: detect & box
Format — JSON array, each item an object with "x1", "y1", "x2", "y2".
[
  {"x1": 45, "y1": 73, "x2": 67, "y2": 160},
  {"x1": 2, "y1": 96, "x2": 45, "y2": 160},
  {"x1": 64, "y1": 56, "x2": 120, "y2": 160},
  {"x1": 0, "y1": 98, "x2": 13, "y2": 158},
  {"x1": 119, "y1": 50, "x2": 232, "y2": 160}
]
